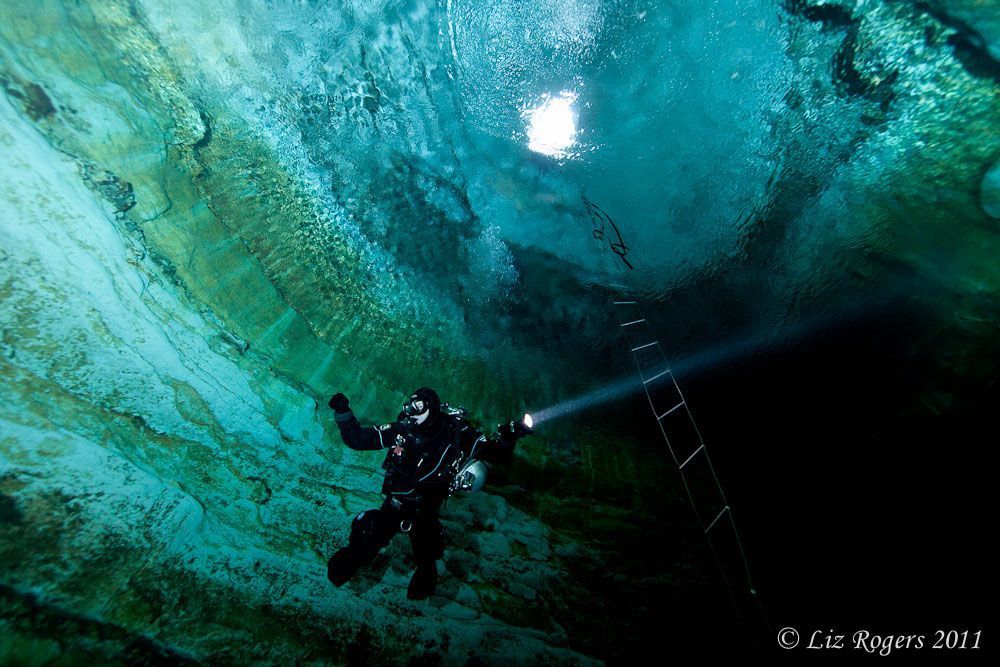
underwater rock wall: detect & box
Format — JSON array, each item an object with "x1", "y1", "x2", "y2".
[
  {"x1": 0, "y1": 55, "x2": 575, "y2": 664},
  {"x1": 759, "y1": 0, "x2": 999, "y2": 410},
  {"x1": 0, "y1": 101, "x2": 599, "y2": 660},
  {"x1": 0, "y1": 2, "x2": 603, "y2": 663},
  {"x1": 0, "y1": 0, "x2": 997, "y2": 663}
]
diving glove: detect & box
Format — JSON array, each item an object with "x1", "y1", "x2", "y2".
[
  {"x1": 498, "y1": 417, "x2": 533, "y2": 442},
  {"x1": 328, "y1": 392, "x2": 351, "y2": 414}
]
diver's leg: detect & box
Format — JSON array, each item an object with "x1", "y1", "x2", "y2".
[
  {"x1": 327, "y1": 507, "x2": 398, "y2": 586},
  {"x1": 406, "y1": 506, "x2": 446, "y2": 600}
]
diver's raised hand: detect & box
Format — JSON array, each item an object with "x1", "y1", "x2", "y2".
[
  {"x1": 328, "y1": 393, "x2": 351, "y2": 414},
  {"x1": 498, "y1": 417, "x2": 533, "y2": 442}
]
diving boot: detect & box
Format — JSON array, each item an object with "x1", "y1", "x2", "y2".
[
  {"x1": 407, "y1": 561, "x2": 438, "y2": 600},
  {"x1": 326, "y1": 548, "x2": 360, "y2": 587}
]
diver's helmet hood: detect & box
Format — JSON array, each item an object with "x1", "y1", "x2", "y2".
[{"x1": 403, "y1": 387, "x2": 441, "y2": 427}]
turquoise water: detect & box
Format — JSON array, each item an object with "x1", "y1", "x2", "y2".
[{"x1": 1, "y1": 0, "x2": 997, "y2": 663}]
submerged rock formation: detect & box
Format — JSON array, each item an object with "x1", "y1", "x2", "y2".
[{"x1": 1, "y1": 0, "x2": 996, "y2": 663}]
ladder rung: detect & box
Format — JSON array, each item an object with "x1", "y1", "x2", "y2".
[
  {"x1": 704, "y1": 505, "x2": 729, "y2": 534},
  {"x1": 613, "y1": 300, "x2": 637, "y2": 305},
  {"x1": 620, "y1": 318, "x2": 645, "y2": 327},
  {"x1": 678, "y1": 443, "x2": 703, "y2": 469},
  {"x1": 657, "y1": 401, "x2": 685, "y2": 421},
  {"x1": 631, "y1": 341, "x2": 657, "y2": 352},
  {"x1": 643, "y1": 369, "x2": 669, "y2": 384}
]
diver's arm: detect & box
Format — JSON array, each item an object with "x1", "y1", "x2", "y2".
[
  {"x1": 335, "y1": 413, "x2": 391, "y2": 451},
  {"x1": 480, "y1": 427, "x2": 517, "y2": 465},
  {"x1": 456, "y1": 421, "x2": 492, "y2": 462},
  {"x1": 328, "y1": 393, "x2": 392, "y2": 451},
  {"x1": 464, "y1": 419, "x2": 528, "y2": 464}
]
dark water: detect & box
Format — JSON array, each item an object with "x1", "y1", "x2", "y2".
[{"x1": 590, "y1": 293, "x2": 995, "y2": 660}]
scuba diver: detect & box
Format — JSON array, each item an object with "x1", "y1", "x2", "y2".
[{"x1": 325, "y1": 387, "x2": 533, "y2": 600}]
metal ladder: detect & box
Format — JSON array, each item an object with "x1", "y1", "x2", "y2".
[{"x1": 610, "y1": 289, "x2": 772, "y2": 656}]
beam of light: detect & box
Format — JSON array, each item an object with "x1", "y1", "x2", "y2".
[
  {"x1": 524, "y1": 91, "x2": 579, "y2": 158},
  {"x1": 532, "y1": 373, "x2": 642, "y2": 424},
  {"x1": 530, "y1": 308, "x2": 876, "y2": 426}
]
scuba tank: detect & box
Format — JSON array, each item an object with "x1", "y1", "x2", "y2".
[
  {"x1": 440, "y1": 403, "x2": 488, "y2": 494},
  {"x1": 451, "y1": 459, "x2": 488, "y2": 494}
]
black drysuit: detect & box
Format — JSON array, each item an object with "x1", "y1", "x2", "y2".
[{"x1": 326, "y1": 408, "x2": 514, "y2": 588}]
